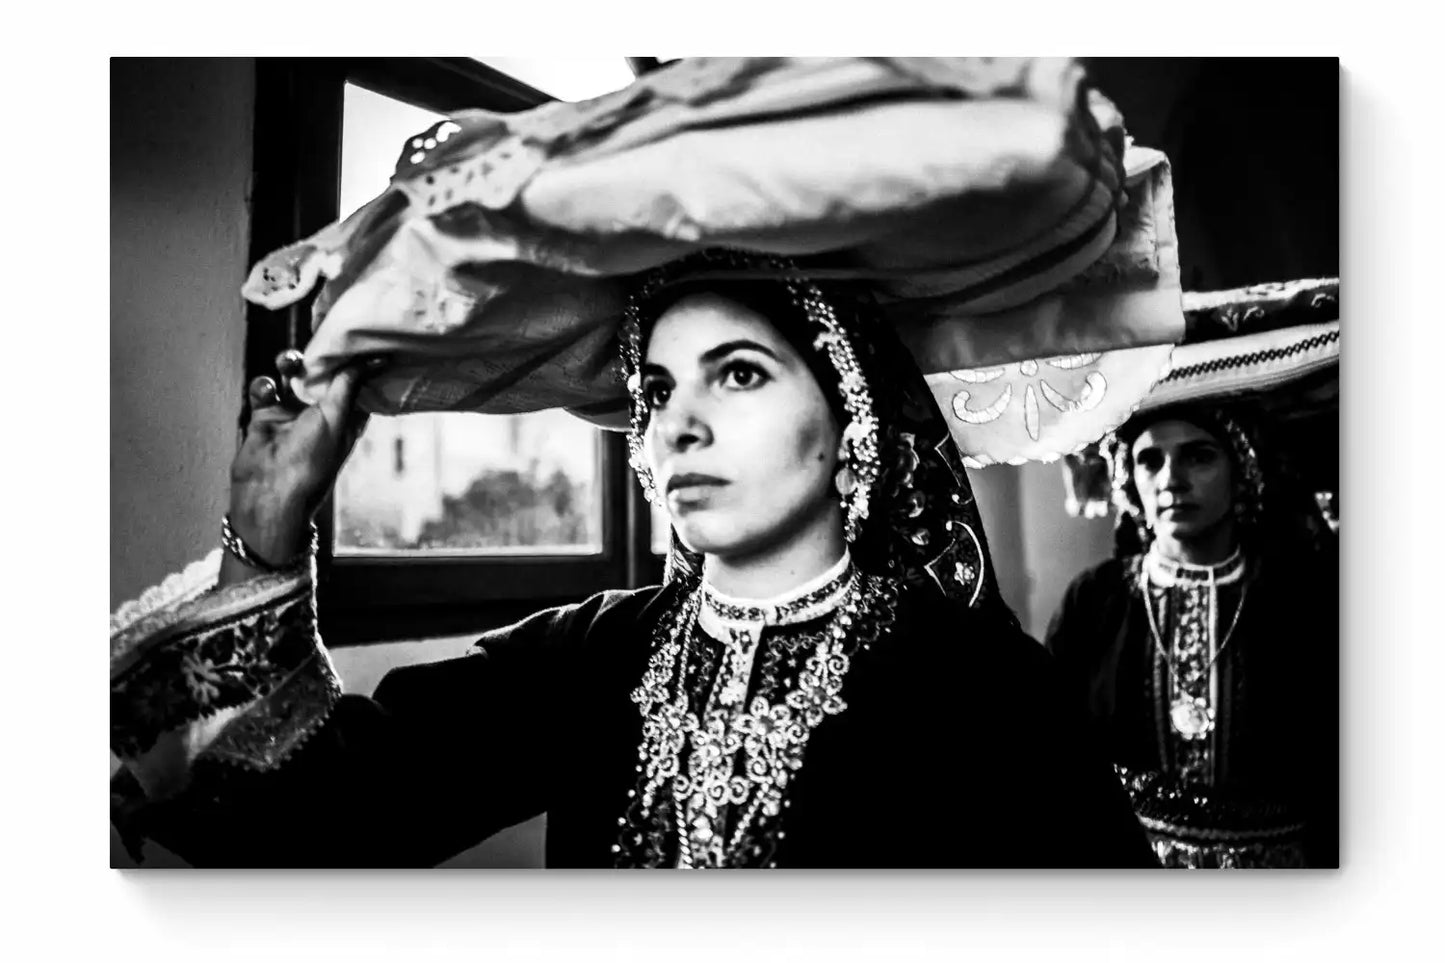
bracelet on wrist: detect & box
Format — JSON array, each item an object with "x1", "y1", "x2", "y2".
[{"x1": 221, "y1": 513, "x2": 316, "y2": 573}]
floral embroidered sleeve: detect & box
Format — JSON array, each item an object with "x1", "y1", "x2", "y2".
[
  {"x1": 110, "y1": 552, "x2": 338, "y2": 784},
  {"x1": 110, "y1": 552, "x2": 659, "y2": 867}
]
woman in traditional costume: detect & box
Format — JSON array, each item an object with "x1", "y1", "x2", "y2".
[
  {"x1": 113, "y1": 56, "x2": 1186, "y2": 868},
  {"x1": 111, "y1": 249, "x2": 1156, "y2": 868},
  {"x1": 1045, "y1": 399, "x2": 1338, "y2": 868}
]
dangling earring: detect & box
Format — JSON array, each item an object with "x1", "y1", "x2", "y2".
[
  {"x1": 1138, "y1": 508, "x2": 1155, "y2": 546},
  {"x1": 834, "y1": 436, "x2": 857, "y2": 497}
]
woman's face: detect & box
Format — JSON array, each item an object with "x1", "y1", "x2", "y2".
[
  {"x1": 1131, "y1": 418, "x2": 1235, "y2": 544},
  {"x1": 641, "y1": 293, "x2": 843, "y2": 560}
]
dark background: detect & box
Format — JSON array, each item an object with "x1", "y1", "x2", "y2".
[
  {"x1": 1089, "y1": 57, "x2": 1340, "y2": 491},
  {"x1": 1088, "y1": 57, "x2": 1339, "y2": 289}
]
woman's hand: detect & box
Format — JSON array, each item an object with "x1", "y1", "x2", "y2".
[{"x1": 225, "y1": 349, "x2": 378, "y2": 570}]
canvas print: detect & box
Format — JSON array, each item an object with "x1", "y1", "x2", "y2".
[{"x1": 110, "y1": 56, "x2": 1339, "y2": 868}]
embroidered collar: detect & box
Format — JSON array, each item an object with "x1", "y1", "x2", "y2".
[
  {"x1": 1144, "y1": 545, "x2": 1246, "y2": 588},
  {"x1": 698, "y1": 551, "x2": 854, "y2": 643}
]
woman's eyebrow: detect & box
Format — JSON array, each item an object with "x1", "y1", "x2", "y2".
[{"x1": 698, "y1": 339, "x2": 784, "y2": 366}]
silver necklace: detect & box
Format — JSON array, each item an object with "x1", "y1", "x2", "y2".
[
  {"x1": 1142, "y1": 558, "x2": 1250, "y2": 740},
  {"x1": 627, "y1": 562, "x2": 888, "y2": 869}
]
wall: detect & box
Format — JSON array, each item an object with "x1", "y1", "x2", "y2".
[
  {"x1": 111, "y1": 57, "x2": 256, "y2": 866},
  {"x1": 110, "y1": 60, "x2": 537, "y2": 869},
  {"x1": 969, "y1": 462, "x2": 1115, "y2": 642},
  {"x1": 111, "y1": 58, "x2": 255, "y2": 610},
  {"x1": 1014, "y1": 461, "x2": 1115, "y2": 639},
  {"x1": 967, "y1": 462, "x2": 1029, "y2": 623}
]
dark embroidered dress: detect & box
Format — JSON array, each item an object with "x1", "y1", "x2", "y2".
[
  {"x1": 1046, "y1": 552, "x2": 1338, "y2": 868},
  {"x1": 1045, "y1": 406, "x2": 1339, "y2": 868},
  {"x1": 114, "y1": 575, "x2": 1156, "y2": 868}
]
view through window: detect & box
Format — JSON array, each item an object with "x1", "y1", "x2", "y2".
[
  {"x1": 333, "y1": 81, "x2": 605, "y2": 556},
  {"x1": 472, "y1": 58, "x2": 636, "y2": 101}
]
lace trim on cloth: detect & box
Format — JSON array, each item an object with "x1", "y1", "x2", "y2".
[
  {"x1": 110, "y1": 557, "x2": 335, "y2": 769},
  {"x1": 111, "y1": 552, "x2": 313, "y2": 667},
  {"x1": 198, "y1": 651, "x2": 343, "y2": 771},
  {"x1": 110, "y1": 550, "x2": 223, "y2": 658},
  {"x1": 110, "y1": 578, "x2": 321, "y2": 759}
]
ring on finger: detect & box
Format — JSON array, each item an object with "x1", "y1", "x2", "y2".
[{"x1": 249, "y1": 375, "x2": 281, "y2": 409}]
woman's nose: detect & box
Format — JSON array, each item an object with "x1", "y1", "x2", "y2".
[
  {"x1": 1158, "y1": 457, "x2": 1187, "y2": 491},
  {"x1": 655, "y1": 394, "x2": 712, "y2": 453}
]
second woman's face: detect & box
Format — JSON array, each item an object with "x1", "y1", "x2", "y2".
[
  {"x1": 641, "y1": 293, "x2": 842, "y2": 560},
  {"x1": 1131, "y1": 418, "x2": 1235, "y2": 544}
]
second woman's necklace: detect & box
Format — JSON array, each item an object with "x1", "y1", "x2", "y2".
[{"x1": 1141, "y1": 549, "x2": 1249, "y2": 740}]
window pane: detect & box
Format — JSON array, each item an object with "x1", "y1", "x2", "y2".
[
  {"x1": 339, "y1": 83, "x2": 441, "y2": 218},
  {"x1": 335, "y1": 410, "x2": 602, "y2": 555},
  {"x1": 334, "y1": 83, "x2": 603, "y2": 556},
  {"x1": 472, "y1": 57, "x2": 635, "y2": 102}
]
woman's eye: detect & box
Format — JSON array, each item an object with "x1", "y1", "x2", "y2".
[
  {"x1": 642, "y1": 381, "x2": 671, "y2": 408},
  {"x1": 721, "y1": 361, "x2": 767, "y2": 389}
]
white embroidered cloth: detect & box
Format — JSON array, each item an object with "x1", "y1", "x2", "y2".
[{"x1": 241, "y1": 57, "x2": 1185, "y2": 454}]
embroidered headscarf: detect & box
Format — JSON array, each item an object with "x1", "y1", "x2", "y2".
[
  {"x1": 1103, "y1": 402, "x2": 1327, "y2": 557},
  {"x1": 620, "y1": 248, "x2": 1016, "y2": 623}
]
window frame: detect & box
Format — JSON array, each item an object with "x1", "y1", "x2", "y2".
[{"x1": 244, "y1": 57, "x2": 664, "y2": 646}]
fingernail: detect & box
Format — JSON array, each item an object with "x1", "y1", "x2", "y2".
[{"x1": 249, "y1": 376, "x2": 279, "y2": 406}]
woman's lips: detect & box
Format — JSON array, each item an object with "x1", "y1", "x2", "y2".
[
  {"x1": 665, "y1": 474, "x2": 728, "y2": 508},
  {"x1": 665, "y1": 473, "x2": 729, "y2": 493}
]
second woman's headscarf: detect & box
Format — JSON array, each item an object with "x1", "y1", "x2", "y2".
[
  {"x1": 620, "y1": 248, "x2": 1018, "y2": 627},
  {"x1": 1104, "y1": 402, "x2": 1329, "y2": 558}
]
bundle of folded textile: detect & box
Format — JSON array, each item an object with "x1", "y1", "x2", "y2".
[
  {"x1": 1055, "y1": 278, "x2": 1339, "y2": 518},
  {"x1": 242, "y1": 57, "x2": 1182, "y2": 435}
]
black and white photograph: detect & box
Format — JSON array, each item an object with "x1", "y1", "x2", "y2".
[{"x1": 109, "y1": 56, "x2": 1342, "y2": 873}]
